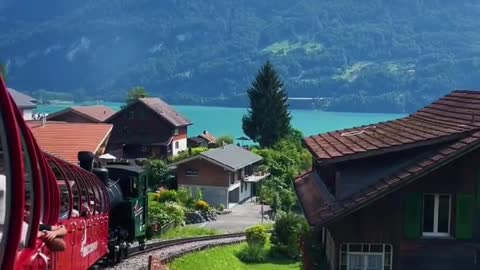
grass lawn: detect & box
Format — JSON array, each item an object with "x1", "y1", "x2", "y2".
[
  {"x1": 169, "y1": 242, "x2": 300, "y2": 270},
  {"x1": 159, "y1": 226, "x2": 220, "y2": 240}
]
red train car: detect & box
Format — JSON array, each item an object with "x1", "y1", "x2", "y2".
[{"x1": 0, "y1": 77, "x2": 111, "y2": 270}]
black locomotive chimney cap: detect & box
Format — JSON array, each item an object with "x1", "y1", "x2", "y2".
[{"x1": 78, "y1": 151, "x2": 95, "y2": 172}]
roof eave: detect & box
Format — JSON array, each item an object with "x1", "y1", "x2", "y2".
[
  {"x1": 310, "y1": 139, "x2": 480, "y2": 228},
  {"x1": 309, "y1": 132, "x2": 465, "y2": 165}
]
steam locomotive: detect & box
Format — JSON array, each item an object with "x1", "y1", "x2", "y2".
[{"x1": 0, "y1": 77, "x2": 148, "y2": 270}]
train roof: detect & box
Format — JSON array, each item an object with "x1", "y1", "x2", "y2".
[{"x1": 104, "y1": 164, "x2": 145, "y2": 174}]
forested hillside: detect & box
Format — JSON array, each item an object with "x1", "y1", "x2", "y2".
[{"x1": 1, "y1": 0, "x2": 480, "y2": 112}]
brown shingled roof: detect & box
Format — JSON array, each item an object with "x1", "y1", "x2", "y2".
[
  {"x1": 47, "y1": 105, "x2": 117, "y2": 123},
  {"x1": 304, "y1": 90, "x2": 480, "y2": 164},
  {"x1": 296, "y1": 89, "x2": 480, "y2": 226},
  {"x1": 296, "y1": 131, "x2": 480, "y2": 226},
  {"x1": 138, "y1": 98, "x2": 192, "y2": 127},
  {"x1": 72, "y1": 105, "x2": 117, "y2": 122}
]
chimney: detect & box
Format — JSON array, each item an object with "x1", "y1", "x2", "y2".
[
  {"x1": 203, "y1": 130, "x2": 207, "y2": 135},
  {"x1": 41, "y1": 114, "x2": 46, "y2": 126},
  {"x1": 78, "y1": 151, "x2": 95, "y2": 172}
]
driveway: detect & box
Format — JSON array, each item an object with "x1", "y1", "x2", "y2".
[{"x1": 192, "y1": 199, "x2": 273, "y2": 233}]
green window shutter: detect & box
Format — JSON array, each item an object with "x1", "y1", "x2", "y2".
[
  {"x1": 477, "y1": 172, "x2": 480, "y2": 209},
  {"x1": 403, "y1": 193, "x2": 422, "y2": 239},
  {"x1": 456, "y1": 193, "x2": 474, "y2": 239}
]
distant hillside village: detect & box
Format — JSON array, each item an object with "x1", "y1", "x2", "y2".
[
  {"x1": 10, "y1": 85, "x2": 480, "y2": 270},
  {"x1": 9, "y1": 87, "x2": 269, "y2": 210}
]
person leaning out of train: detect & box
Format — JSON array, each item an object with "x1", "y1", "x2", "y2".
[
  {"x1": 21, "y1": 209, "x2": 68, "y2": 252},
  {"x1": 38, "y1": 223, "x2": 68, "y2": 252}
]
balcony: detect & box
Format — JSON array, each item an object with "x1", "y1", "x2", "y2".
[{"x1": 243, "y1": 171, "x2": 271, "y2": 183}]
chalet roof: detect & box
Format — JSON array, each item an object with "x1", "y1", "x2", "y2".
[
  {"x1": 296, "y1": 131, "x2": 480, "y2": 226},
  {"x1": 304, "y1": 90, "x2": 480, "y2": 164},
  {"x1": 138, "y1": 98, "x2": 192, "y2": 127},
  {"x1": 27, "y1": 121, "x2": 113, "y2": 164},
  {"x1": 296, "y1": 89, "x2": 480, "y2": 226},
  {"x1": 47, "y1": 105, "x2": 117, "y2": 122},
  {"x1": 169, "y1": 144, "x2": 262, "y2": 171},
  {"x1": 8, "y1": 88, "x2": 37, "y2": 109},
  {"x1": 199, "y1": 130, "x2": 217, "y2": 144}
]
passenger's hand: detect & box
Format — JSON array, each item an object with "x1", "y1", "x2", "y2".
[{"x1": 43, "y1": 231, "x2": 57, "y2": 241}]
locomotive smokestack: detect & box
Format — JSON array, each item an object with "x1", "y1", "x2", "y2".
[{"x1": 78, "y1": 151, "x2": 95, "y2": 171}]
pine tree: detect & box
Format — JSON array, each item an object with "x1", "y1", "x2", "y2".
[
  {"x1": 122, "y1": 86, "x2": 149, "y2": 109},
  {"x1": 242, "y1": 61, "x2": 292, "y2": 148}
]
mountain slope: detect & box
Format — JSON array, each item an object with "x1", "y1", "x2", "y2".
[{"x1": 2, "y1": 0, "x2": 480, "y2": 112}]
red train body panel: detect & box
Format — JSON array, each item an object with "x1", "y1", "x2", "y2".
[{"x1": 0, "y1": 77, "x2": 112, "y2": 270}]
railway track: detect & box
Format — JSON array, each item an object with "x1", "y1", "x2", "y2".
[{"x1": 105, "y1": 232, "x2": 246, "y2": 269}]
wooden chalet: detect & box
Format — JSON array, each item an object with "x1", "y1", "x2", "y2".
[
  {"x1": 46, "y1": 105, "x2": 116, "y2": 123},
  {"x1": 295, "y1": 90, "x2": 480, "y2": 270},
  {"x1": 106, "y1": 97, "x2": 192, "y2": 159},
  {"x1": 187, "y1": 130, "x2": 218, "y2": 148}
]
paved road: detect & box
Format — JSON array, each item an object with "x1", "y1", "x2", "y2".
[{"x1": 194, "y1": 200, "x2": 273, "y2": 233}]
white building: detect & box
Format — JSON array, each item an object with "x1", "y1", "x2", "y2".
[{"x1": 8, "y1": 88, "x2": 37, "y2": 121}]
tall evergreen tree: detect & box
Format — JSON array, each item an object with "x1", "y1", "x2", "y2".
[
  {"x1": 242, "y1": 61, "x2": 291, "y2": 148},
  {"x1": 122, "y1": 86, "x2": 149, "y2": 109}
]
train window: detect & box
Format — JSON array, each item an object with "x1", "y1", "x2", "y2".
[
  {"x1": 0, "y1": 109, "x2": 10, "y2": 259},
  {"x1": 48, "y1": 161, "x2": 71, "y2": 219},
  {"x1": 58, "y1": 183, "x2": 70, "y2": 219},
  {"x1": 62, "y1": 168, "x2": 80, "y2": 217},
  {"x1": 71, "y1": 169, "x2": 91, "y2": 217},
  {"x1": 19, "y1": 135, "x2": 35, "y2": 249}
]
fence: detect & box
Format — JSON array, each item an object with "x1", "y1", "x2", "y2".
[{"x1": 149, "y1": 220, "x2": 177, "y2": 238}]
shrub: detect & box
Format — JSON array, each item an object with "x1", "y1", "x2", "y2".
[
  {"x1": 156, "y1": 190, "x2": 179, "y2": 203},
  {"x1": 237, "y1": 244, "x2": 267, "y2": 263},
  {"x1": 271, "y1": 212, "x2": 309, "y2": 259},
  {"x1": 194, "y1": 200, "x2": 209, "y2": 211},
  {"x1": 217, "y1": 203, "x2": 225, "y2": 211},
  {"x1": 245, "y1": 225, "x2": 268, "y2": 248},
  {"x1": 148, "y1": 201, "x2": 186, "y2": 228},
  {"x1": 177, "y1": 187, "x2": 195, "y2": 208}
]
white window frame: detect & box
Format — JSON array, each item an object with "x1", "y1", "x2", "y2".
[
  {"x1": 339, "y1": 243, "x2": 393, "y2": 270},
  {"x1": 422, "y1": 193, "x2": 451, "y2": 237}
]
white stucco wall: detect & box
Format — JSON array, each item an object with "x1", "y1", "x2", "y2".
[
  {"x1": 22, "y1": 109, "x2": 33, "y2": 121},
  {"x1": 172, "y1": 138, "x2": 187, "y2": 156},
  {"x1": 239, "y1": 182, "x2": 251, "y2": 202}
]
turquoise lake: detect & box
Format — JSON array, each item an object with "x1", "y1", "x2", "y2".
[{"x1": 36, "y1": 102, "x2": 406, "y2": 140}]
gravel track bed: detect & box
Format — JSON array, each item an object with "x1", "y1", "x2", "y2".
[{"x1": 106, "y1": 236, "x2": 246, "y2": 270}]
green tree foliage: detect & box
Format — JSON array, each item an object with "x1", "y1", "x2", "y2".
[
  {"x1": 271, "y1": 213, "x2": 309, "y2": 259},
  {"x1": 123, "y1": 86, "x2": 149, "y2": 109},
  {"x1": 216, "y1": 135, "x2": 234, "y2": 146},
  {"x1": 167, "y1": 147, "x2": 208, "y2": 163},
  {"x1": 242, "y1": 61, "x2": 292, "y2": 148},
  {"x1": 145, "y1": 159, "x2": 174, "y2": 190},
  {"x1": 155, "y1": 189, "x2": 179, "y2": 203}
]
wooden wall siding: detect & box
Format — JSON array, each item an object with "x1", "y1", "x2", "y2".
[
  {"x1": 49, "y1": 111, "x2": 96, "y2": 123},
  {"x1": 176, "y1": 158, "x2": 230, "y2": 187},
  {"x1": 107, "y1": 102, "x2": 176, "y2": 146},
  {"x1": 327, "y1": 149, "x2": 480, "y2": 270}
]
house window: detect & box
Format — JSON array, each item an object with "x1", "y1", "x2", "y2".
[
  {"x1": 175, "y1": 141, "x2": 179, "y2": 149},
  {"x1": 128, "y1": 111, "x2": 134, "y2": 119},
  {"x1": 339, "y1": 243, "x2": 392, "y2": 270},
  {"x1": 174, "y1": 128, "x2": 179, "y2": 135},
  {"x1": 423, "y1": 194, "x2": 451, "y2": 237},
  {"x1": 185, "y1": 169, "x2": 199, "y2": 176}
]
